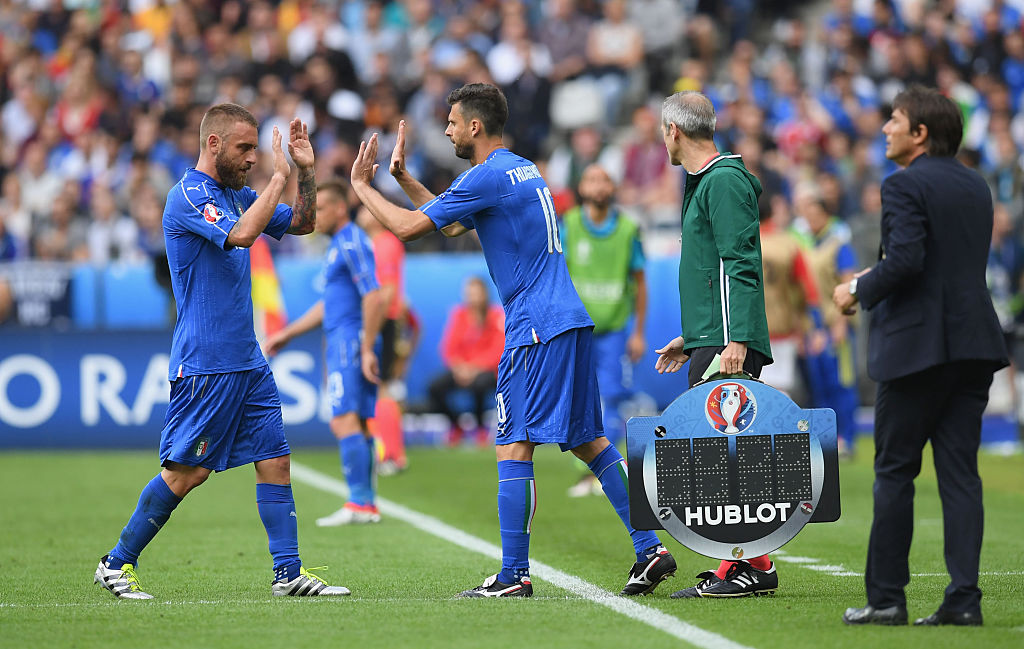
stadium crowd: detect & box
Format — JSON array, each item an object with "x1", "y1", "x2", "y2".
[{"x1": 0, "y1": 0, "x2": 1023, "y2": 413}]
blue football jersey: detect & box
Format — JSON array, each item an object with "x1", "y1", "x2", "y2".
[
  {"x1": 318, "y1": 222, "x2": 379, "y2": 336},
  {"x1": 420, "y1": 148, "x2": 593, "y2": 348},
  {"x1": 163, "y1": 168, "x2": 293, "y2": 380}
]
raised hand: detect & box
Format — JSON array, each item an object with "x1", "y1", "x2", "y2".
[
  {"x1": 271, "y1": 126, "x2": 291, "y2": 179},
  {"x1": 351, "y1": 133, "x2": 380, "y2": 187},
  {"x1": 287, "y1": 118, "x2": 314, "y2": 170},
  {"x1": 390, "y1": 119, "x2": 408, "y2": 178}
]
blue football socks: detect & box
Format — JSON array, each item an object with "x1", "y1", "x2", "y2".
[
  {"x1": 364, "y1": 434, "x2": 378, "y2": 498},
  {"x1": 108, "y1": 474, "x2": 182, "y2": 568},
  {"x1": 256, "y1": 483, "x2": 301, "y2": 581},
  {"x1": 588, "y1": 444, "x2": 661, "y2": 562},
  {"x1": 338, "y1": 435, "x2": 374, "y2": 506},
  {"x1": 496, "y1": 460, "x2": 535, "y2": 583}
]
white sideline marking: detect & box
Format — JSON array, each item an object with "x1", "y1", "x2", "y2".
[
  {"x1": 771, "y1": 551, "x2": 1023, "y2": 578},
  {"x1": 773, "y1": 551, "x2": 859, "y2": 576},
  {"x1": 908, "y1": 571, "x2": 1024, "y2": 578},
  {"x1": 290, "y1": 462, "x2": 754, "y2": 649}
]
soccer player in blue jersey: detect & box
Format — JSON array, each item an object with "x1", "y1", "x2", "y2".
[
  {"x1": 93, "y1": 103, "x2": 349, "y2": 599},
  {"x1": 349, "y1": 83, "x2": 676, "y2": 597},
  {"x1": 265, "y1": 179, "x2": 386, "y2": 526}
]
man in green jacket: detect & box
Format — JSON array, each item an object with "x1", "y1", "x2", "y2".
[{"x1": 654, "y1": 90, "x2": 776, "y2": 599}]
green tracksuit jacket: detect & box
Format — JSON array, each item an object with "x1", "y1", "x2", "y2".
[{"x1": 678, "y1": 153, "x2": 772, "y2": 361}]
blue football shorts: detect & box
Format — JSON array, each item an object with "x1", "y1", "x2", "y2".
[
  {"x1": 159, "y1": 364, "x2": 289, "y2": 472},
  {"x1": 325, "y1": 333, "x2": 377, "y2": 420},
  {"x1": 494, "y1": 326, "x2": 604, "y2": 451}
]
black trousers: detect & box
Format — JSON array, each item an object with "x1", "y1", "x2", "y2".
[
  {"x1": 866, "y1": 360, "x2": 994, "y2": 613},
  {"x1": 686, "y1": 345, "x2": 768, "y2": 388},
  {"x1": 427, "y1": 370, "x2": 497, "y2": 427}
]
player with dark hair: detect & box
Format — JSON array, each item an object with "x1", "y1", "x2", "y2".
[
  {"x1": 93, "y1": 103, "x2": 350, "y2": 599},
  {"x1": 350, "y1": 83, "x2": 676, "y2": 597},
  {"x1": 265, "y1": 179, "x2": 386, "y2": 526}
]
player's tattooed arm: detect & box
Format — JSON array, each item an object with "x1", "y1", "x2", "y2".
[
  {"x1": 287, "y1": 118, "x2": 316, "y2": 235},
  {"x1": 287, "y1": 166, "x2": 316, "y2": 234}
]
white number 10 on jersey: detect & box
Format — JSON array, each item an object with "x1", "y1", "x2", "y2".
[{"x1": 536, "y1": 187, "x2": 562, "y2": 254}]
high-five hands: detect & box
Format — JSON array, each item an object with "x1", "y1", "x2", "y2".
[
  {"x1": 287, "y1": 118, "x2": 313, "y2": 170},
  {"x1": 351, "y1": 133, "x2": 380, "y2": 187},
  {"x1": 390, "y1": 119, "x2": 408, "y2": 179}
]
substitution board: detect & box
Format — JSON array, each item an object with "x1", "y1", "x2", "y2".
[{"x1": 627, "y1": 377, "x2": 840, "y2": 560}]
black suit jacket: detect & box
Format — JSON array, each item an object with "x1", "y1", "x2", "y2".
[{"x1": 856, "y1": 155, "x2": 1008, "y2": 382}]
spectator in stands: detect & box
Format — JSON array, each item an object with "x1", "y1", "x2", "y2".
[
  {"x1": 584, "y1": 0, "x2": 643, "y2": 125},
  {"x1": 18, "y1": 140, "x2": 63, "y2": 222},
  {"x1": 629, "y1": 0, "x2": 686, "y2": 94},
  {"x1": 539, "y1": 0, "x2": 591, "y2": 84},
  {"x1": 488, "y1": 12, "x2": 552, "y2": 162},
  {"x1": 348, "y1": 0, "x2": 408, "y2": 86},
  {"x1": 86, "y1": 183, "x2": 142, "y2": 264},
  {"x1": 33, "y1": 187, "x2": 88, "y2": 262},
  {"x1": 427, "y1": 276, "x2": 504, "y2": 446},
  {"x1": 617, "y1": 105, "x2": 681, "y2": 235},
  {"x1": 0, "y1": 174, "x2": 31, "y2": 245},
  {"x1": 546, "y1": 125, "x2": 622, "y2": 197}
]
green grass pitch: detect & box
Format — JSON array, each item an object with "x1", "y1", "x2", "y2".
[{"x1": 1, "y1": 439, "x2": 1022, "y2": 649}]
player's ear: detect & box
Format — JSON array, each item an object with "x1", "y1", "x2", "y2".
[{"x1": 206, "y1": 133, "x2": 220, "y2": 154}]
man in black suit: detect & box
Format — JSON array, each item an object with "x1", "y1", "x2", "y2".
[{"x1": 833, "y1": 86, "x2": 1008, "y2": 627}]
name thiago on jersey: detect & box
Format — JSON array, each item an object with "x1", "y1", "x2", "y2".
[{"x1": 505, "y1": 164, "x2": 542, "y2": 185}]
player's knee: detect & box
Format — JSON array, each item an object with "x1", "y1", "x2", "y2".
[
  {"x1": 330, "y1": 412, "x2": 363, "y2": 439},
  {"x1": 569, "y1": 437, "x2": 610, "y2": 464},
  {"x1": 255, "y1": 454, "x2": 291, "y2": 483},
  {"x1": 161, "y1": 463, "x2": 212, "y2": 497},
  {"x1": 495, "y1": 440, "x2": 535, "y2": 461}
]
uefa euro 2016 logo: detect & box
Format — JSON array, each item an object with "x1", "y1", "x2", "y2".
[{"x1": 705, "y1": 383, "x2": 757, "y2": 434}]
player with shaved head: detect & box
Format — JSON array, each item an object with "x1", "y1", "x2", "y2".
[{"x1": 94, "y1": 103, "x2": 350, "y2": 600}]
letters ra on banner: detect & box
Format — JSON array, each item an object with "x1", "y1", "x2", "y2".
[{"x1": 626, "y1": 379, "x2": 841, "y2": 560}]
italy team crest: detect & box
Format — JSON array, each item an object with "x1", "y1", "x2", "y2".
[{"x1": 705, "y1": 382, "x2": 756, "y2": 434}]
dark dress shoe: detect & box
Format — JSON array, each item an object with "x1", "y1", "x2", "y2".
[
  {"x1": 914, "y1": 609, "x2": 983, "y2": 626},
  {"x1": 842, "y1": 604, "x2": 908, "y2": 625}
]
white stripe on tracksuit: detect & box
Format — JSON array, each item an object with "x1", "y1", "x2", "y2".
[{"x1": 719, "y1": 260, "x2": 731, "y2": 346}]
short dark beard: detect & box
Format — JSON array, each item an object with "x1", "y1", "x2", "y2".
[
  {"x1": 453, "y1": 141, "x2": 473, "y2": 160},
  {"x1": 215, "y1": 149, "x2": 248, "y2": 190},
  {"x1": 585, "y1": 195, "x2": 612, "y2": 210}
]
